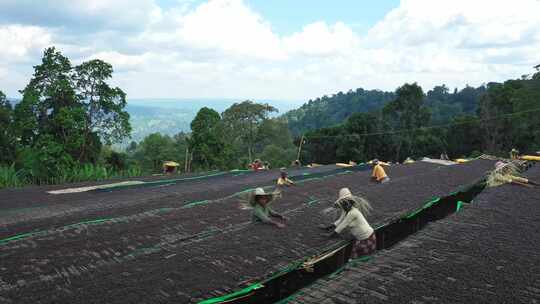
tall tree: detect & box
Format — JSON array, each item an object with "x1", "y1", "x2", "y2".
[
  {"x1": 383, "y1": 83, "x2": 430, "y2": 161},
  {"x1": 0, "y1": 91, "x2": 15, "y2": 163},
  {"x1": 190, "y1": 107, "x2": 228, "y2": 169},
  {"x1": 135, "y1": 133, "x2": 178, "y2": 172},
  {"x1": 74, "y1": 59, "x2": 131, "y2": 161},
  {"x1": 11, "y1": 47, "x2": 131, "y2": 180},
  {"x1": 222, "y1": 100, "x2": 277, "y2": 161}
]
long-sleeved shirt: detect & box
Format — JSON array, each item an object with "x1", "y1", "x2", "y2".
[
  {"x1": 277, "y1": 177, "x2": 294, "y2": 186},
  {"x1": 252, "y1": 204, "x2": 282, "y2": 223},
  {"x1": 334, "y1": 207, "x2": 373, "y2": 241},
  {"x1": 372, "y1": 164, "x2": 387, "y2": 181}
]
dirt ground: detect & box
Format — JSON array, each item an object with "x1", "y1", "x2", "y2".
[{"x1": 0, "y1": 160, "x2": 495, "y2": 303}]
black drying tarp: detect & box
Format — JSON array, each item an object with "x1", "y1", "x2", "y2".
[
  {"x1": 288, "y1": 164, "x2": 540, "y2": 304},
  {"x1": 0, "y1": 160, "x2": 495, "y2": 303}
]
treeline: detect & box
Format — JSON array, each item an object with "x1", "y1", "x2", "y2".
[
  {"x1": 284, "y1": 84, "x2": 489, "y2": 136},
  {"x1": 300, "y1": 70, "x2": 540, "y2": 164},
  {"x1": 2, "y1": 46, "x2": 539, "y2": 188},
  {"x1": 1, "y1": 48, "x2": 299, "y2": 188},
  {"x1": 126, "y1": 102, "x2": 297, "y2": 173},
  {"x1": 0, "y1": 47, "x2": 134, "y2": 186}
]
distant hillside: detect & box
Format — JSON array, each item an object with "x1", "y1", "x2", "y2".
[
  {"x1": 282, "y1": 85, "x2": 485, "y2": 136},
  {"x1": 283, "y1": 88, "x2": 396, "y2": 136},
  {"x1": 126, "y1": 98, "x2": 302, "y2": 142}
]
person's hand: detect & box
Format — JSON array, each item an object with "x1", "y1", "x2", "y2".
[
  {"x1": 275, "y1": 222, "x2": 286, "y2": 228},
  {"x1": 318, "y1": 224, "x2": 335, "y2": 231},
  {"x1": 326, "y1": 231, "x2": 339, "y2": 238}
]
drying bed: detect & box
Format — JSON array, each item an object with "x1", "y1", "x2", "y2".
[
  {"x1": 0, "y1": 165, "x2": 350, "y2": 235},
  {"x1": 0, "y1": 160, "x2": 493, "y2": 303},
  {"x1": 285, "y1": 164, "x2": 539, "y2": 304}
]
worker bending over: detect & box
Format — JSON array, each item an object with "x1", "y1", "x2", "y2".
[
  {"x1": 488, "y1": 161, "x2": 538, "y2": 188},
  {"x1": 325, "y1": 188, "x2": 376, "y2": 258},
  {"x1": 277, "y1": 169, "x2": 295, "y2": 186},
  {"x1": 250, "y1": 188, "x2": 287, "y2": 228},
  {"x1": 371, "y1": 159, "x2": 390, "y2": 183}
]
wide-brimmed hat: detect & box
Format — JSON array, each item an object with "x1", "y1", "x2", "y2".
[
  {"x1": 336, "y1": 188, "x2": 353, "y2": 202},
  {"x1": 254, "y1": 187, "x2": 273, "y2": 196},
  {"x1": 495, "y1": 161, "x2": 506, "y2": 170}
]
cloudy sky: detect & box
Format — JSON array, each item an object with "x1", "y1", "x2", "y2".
[{"x1": 1, "y1": 0, "x2": 539, "y2": 101}]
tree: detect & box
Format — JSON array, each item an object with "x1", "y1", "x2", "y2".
[
  {"x1": 190, "y1": 107, "x2": 228, "y2": 169},
  {"x1": 74, "y1": 59, "x2": 131, "y2": 161},
  {"x1": 135, "y1": 133, "x2": 178, "y2": 172},
  {"x1": 255, "y1": 118, "x2": 295, "y2": 151},
  {"x1": 222, "y1": 101, "x2": 277, "y2": 161},
  {"x1": 477, "y1": 82, "x2": 514, "y2": 153},
  {"x1": 11, "y1": 47, "x2": 131, "y2": 181},
  {"x1": 383, "y1": 83, "x2": 430, "y2": 161},
  {"x1": 446, "y1": 115, "x2": 482, "y2": 157},
  {"x1": 0, "y1": 91, "x2": 15, "y2": 163}
]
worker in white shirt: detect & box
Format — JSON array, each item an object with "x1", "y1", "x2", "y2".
[{"x1": 325, "y1": 188, "x2": 377, "y2": 258}]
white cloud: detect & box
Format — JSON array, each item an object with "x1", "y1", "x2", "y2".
[
  {"x1": 284, "y1": 22, "x2": 360, "y2": 57},
  {"x1": 0, "y1": 25, "x2": 52, "y2": 62},
  {"x1": 1, "y1": 0, "x2": 540, "y2": 100},
  {"x1": 87, "y1": 52, "x2": 150, "y2": 72}
]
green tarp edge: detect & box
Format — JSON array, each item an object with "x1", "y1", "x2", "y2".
[{"x1": 198, "y1": 283, "x2": 264, "y2": 304}]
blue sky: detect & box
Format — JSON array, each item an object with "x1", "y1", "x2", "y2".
[
  {"x1": 0, "y1": 0, "x2": 539, "y2": 100},
  {"x1": 243, "y1": 0, "x2": 400, "y2": 35}
]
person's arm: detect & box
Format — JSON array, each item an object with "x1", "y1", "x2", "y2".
[
  {"x1": 335, "y1": 211, "x2": 356, "y2": 234},
  {"x1": 333, "y1": 209, "x2": 346, "y2": 226},
  {"x1": 253, "y1": 205, "x2": 274, "y2": 223},
  {"x1": 268, "y1": 207, "x2": 285, "y2": 219},
  {"x1": 286, "y1": 178, "x2": 295, "y2": 185}
]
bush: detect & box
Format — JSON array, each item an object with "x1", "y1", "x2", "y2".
[{"x1": 0, "y1": 164, "x2": 25, "y2": 188}]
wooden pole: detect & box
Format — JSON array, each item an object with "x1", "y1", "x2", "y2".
[
  {"x1": 189, "y1": 151, "x2": 194, "y2": 173},
  {"x1": 184, "y1": 147, "x2": 189, "y2": 173},
  {"x1": 296, "y1": 135, "x2": 305, "y2": 162}
]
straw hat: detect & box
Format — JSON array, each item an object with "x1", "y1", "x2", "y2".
[
  {"x1": 336, "y1": 188, "x2": 353, "y2": 202},
  {"x1": 254, "y1": 187, "x2": 272, "y2": 196}
]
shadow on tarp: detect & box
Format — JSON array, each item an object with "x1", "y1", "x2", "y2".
[{"x1": 199, "y1": 180, "x2": 486, "y2": 304}]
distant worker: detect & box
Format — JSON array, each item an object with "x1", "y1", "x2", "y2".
[
  {"x1": 325, "y1": 188, "x2": 376, "y2": 258},
  {"x1": 440, "y1": 152, "x2": 449, "y2": 160},
  {"x1": 403, "y1": 157, "x2": 414, "y2": 164},
  {"x1": 371, "y1": 159, "x2": 390, "y2": 183},
  {"x1": 250, "y1": 159, "x2": 263, "y2": 171},
  {"x1": 510, "y1": 148, "x2": 519, "y2": 160},
  {"x1": 488, "y1": 161, "x2": 538, "y2": 188},
  {"x1": 263, "y1": 161, "x2": 271, "y2": 170},
  {"x1": 277, "y1": 169, "x2": 295, "y2": 186},
  {"x1": 250, "y1": 188, "x2": 287, "y2": 228},
  {"x1": 292, "y1": 159, "x2": 301, "y2": 167}
]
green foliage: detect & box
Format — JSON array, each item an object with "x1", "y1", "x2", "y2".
[
  {"x1": 222, "y1": 100, "x2": 278, "y2": 161},
  {"x1": 383, "y1": 83, "x2": 430, "y2": 161},
  {"x1": 190, "y1": 107, "x2": 228, "y2": 170},
  {"x1": 301, "y1": 73, "x2": 540, "y2": 164},
  {"x1": 1, "y1": 46, "x2": 132, "y2": 185},
  {"x1": 134, "y1": 133, "x2": 182, "y2": 172},
  {"x1": 0, "y1": 91, "x2": 15, "y2": 163},
  {"x1": 0, "y1": 164, "x2": 24, "y2": 188},
  {"x1": 284, "y1": 89, "x2": 395, "y2": 136},
  {"x1": 259, "y1": 144, "x2": 296, "y2": 168}
]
